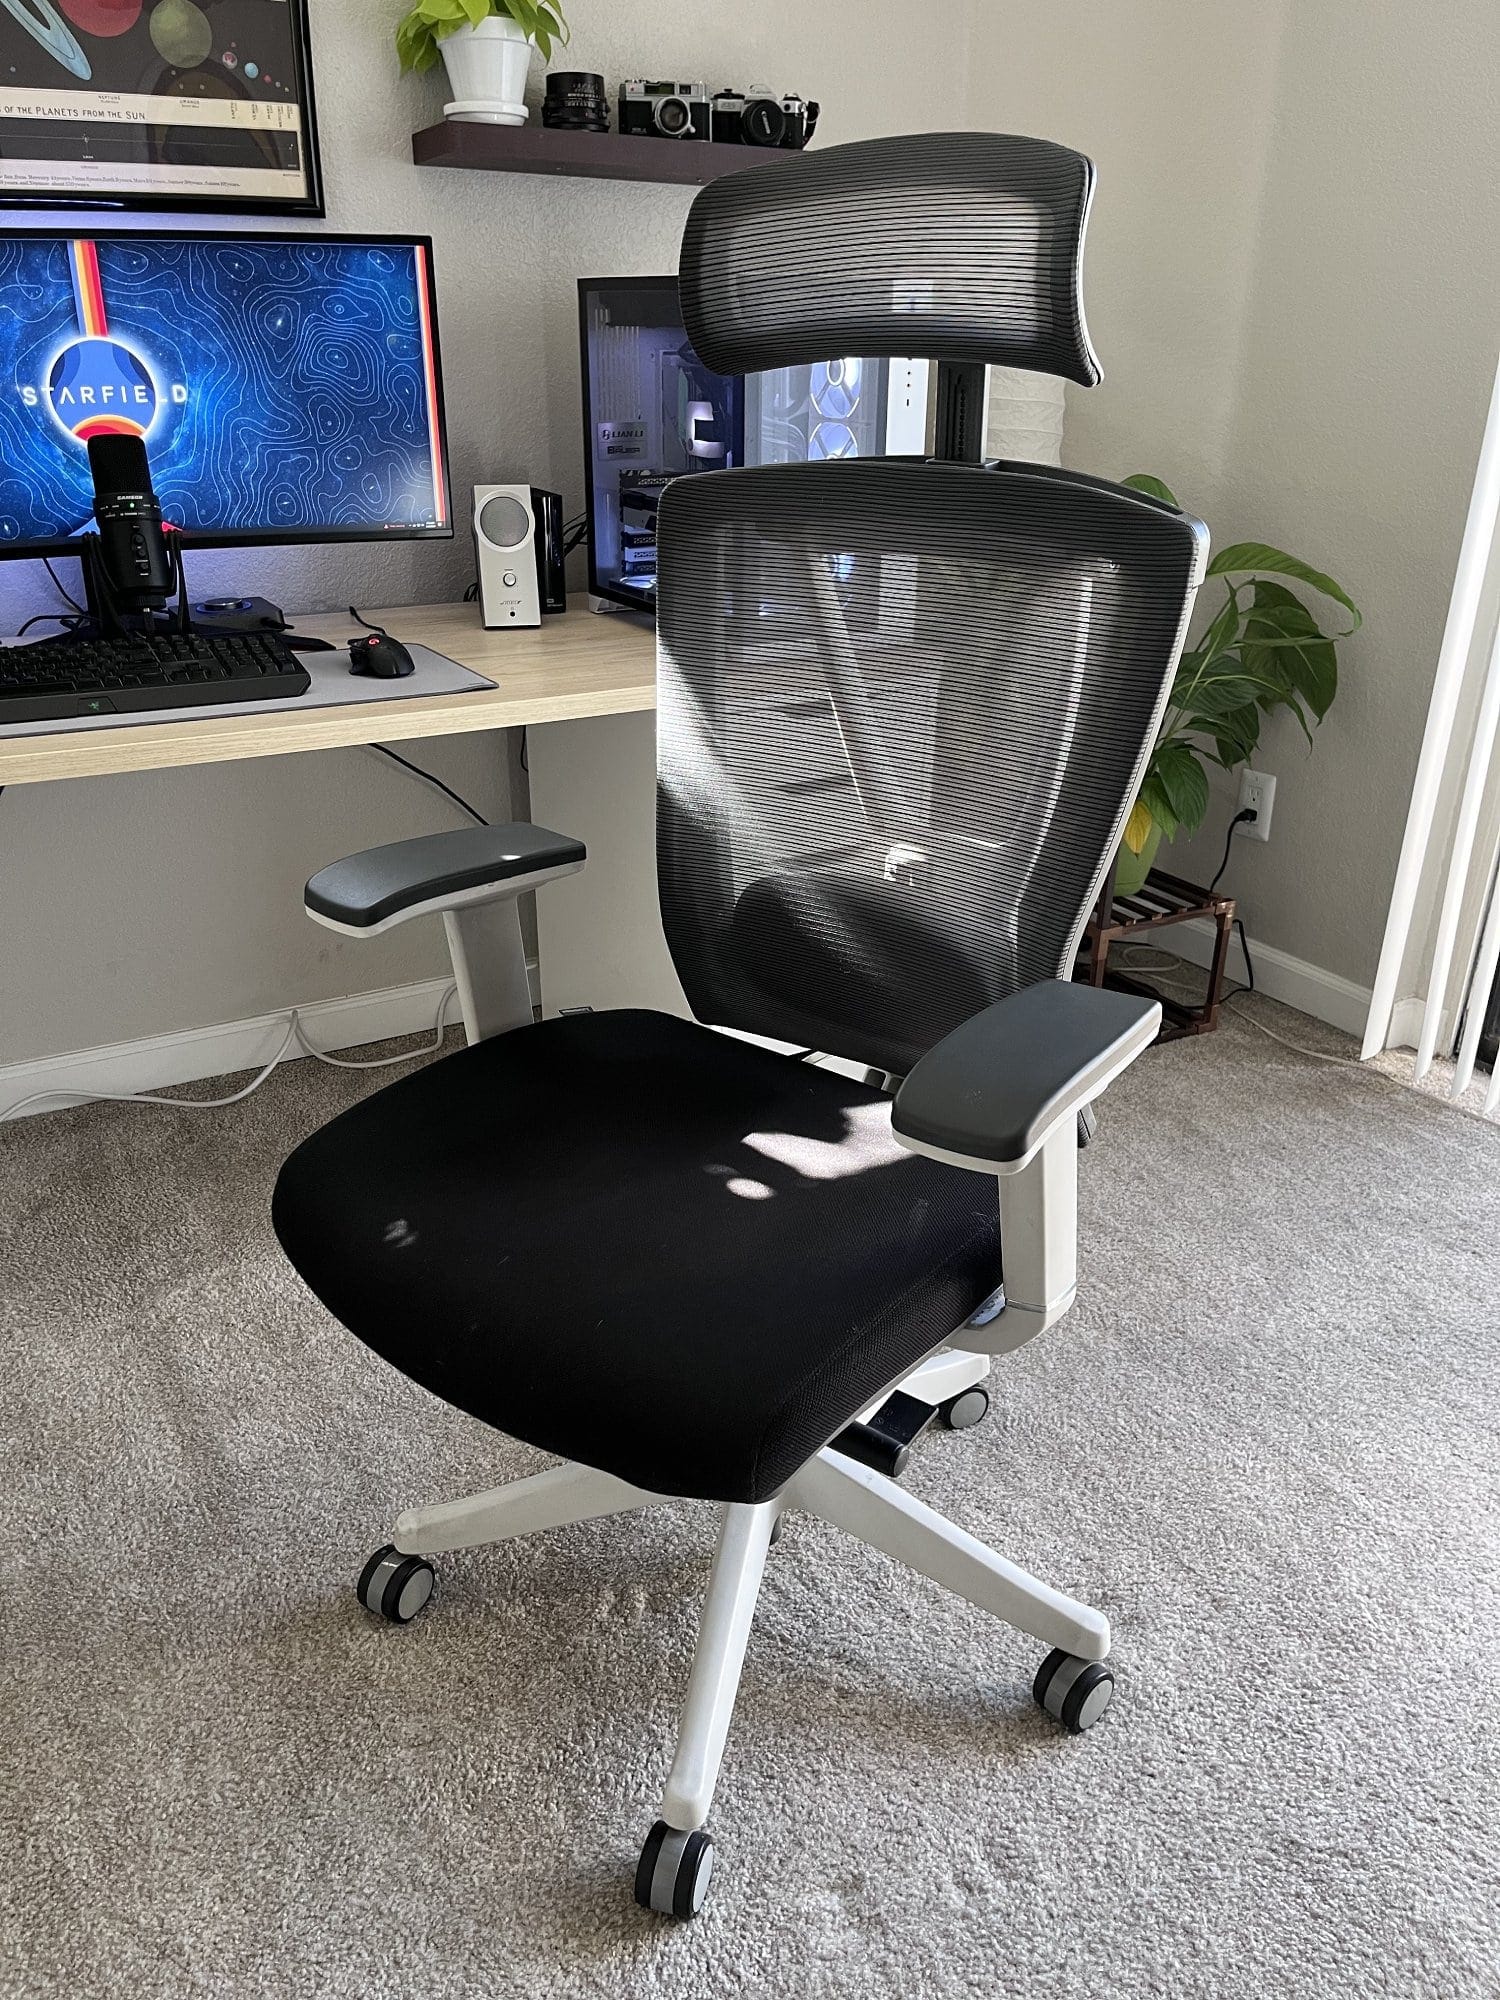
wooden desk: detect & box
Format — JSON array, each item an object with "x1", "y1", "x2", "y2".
[
  {"x1": 0, "y1": 598, "x2": 686, "y2": 1024},
  {"x1": 0, "y1": 601, "x2": 657, "y2": 789}
]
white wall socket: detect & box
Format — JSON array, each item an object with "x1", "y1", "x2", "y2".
[{"x1": 1237, "y1": 767, "x2": 1276, "y2": 842}]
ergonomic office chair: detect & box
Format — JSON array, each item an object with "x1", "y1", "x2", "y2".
[{"x1": 273, "y1": 132, "x2": 1207, "y2": 1918}]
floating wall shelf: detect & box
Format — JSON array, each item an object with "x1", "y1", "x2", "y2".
[{"x1": 411, "y1": 121, "x2": 797, "y2": 187}]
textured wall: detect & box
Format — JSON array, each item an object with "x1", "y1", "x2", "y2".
[
  {"x1": 0, "y1": 0, "x2": 969, "y2": 1064},
  {"x1": 1166, "y1": 0, "x2": 1500, "y2": 989},
  {"x1": 967, "y1": 1, "x2": 1289, "y2": 532}
]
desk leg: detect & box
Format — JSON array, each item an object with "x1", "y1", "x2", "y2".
[{"x1": 527, "y1": 710, "x2": 690, "y2": 1018}]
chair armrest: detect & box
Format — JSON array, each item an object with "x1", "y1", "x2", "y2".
[
  {"x1": 892, "y1": 981, "x2": 1160, "y2": 1175},
  {"x1": 305, "y1": 823, "x2": 585, "y2": 938}
]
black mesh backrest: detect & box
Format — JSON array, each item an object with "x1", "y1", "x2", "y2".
[
  {"x1": 680, "y1": 131, "x2": 1101, "y2": 385},
  {"x1": 656, "y1": 460, "x2": 1207, "y2": 1077}
]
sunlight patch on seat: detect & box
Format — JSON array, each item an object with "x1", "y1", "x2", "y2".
[
  {"x1": 725, "y1": 1177, "x2": 776, "y2": 1201},
  {"x1": 742, "y1": 1099, "x2": 892, "y2": 1182}
]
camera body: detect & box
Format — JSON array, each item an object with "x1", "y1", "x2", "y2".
[
  {"x1": 618, "y1": 79, "x2": 711, "y2": 141},
  {"x1": 710, "y1": 86, "x2": 819, "y2": 149}
]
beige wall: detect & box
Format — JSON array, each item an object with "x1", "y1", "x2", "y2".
[
  {"x1": 973, "y1": 1, "x2": 1500, "y2": 991},
  {"x1": 966, "y1": 2, "x2": 1289, "y2": 528},
  {"x1": 0, "y1": 0, "x2": 969, "y2": 1065},
  {"x1": 3, "y1": 0, "x2": 1497, "y2": 1063},
  {"x1": 1170, "y1": 0, "x2": 1500, "y2": 987}
]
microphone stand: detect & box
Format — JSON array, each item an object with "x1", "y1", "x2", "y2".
[{"x1": 73, "y1": 530, "x2": 193, "y2": 641}]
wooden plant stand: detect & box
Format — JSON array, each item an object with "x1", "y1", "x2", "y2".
[{"x1": 1079, "y1": 865, "x2": 1238, "y2": 1038}]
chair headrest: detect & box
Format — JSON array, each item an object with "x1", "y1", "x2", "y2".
[{"x1": 679, "y1": 130, "x2": 1101, "y2": 386}]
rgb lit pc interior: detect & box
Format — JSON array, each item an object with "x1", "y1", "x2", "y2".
[
  {"x1": 0, "y1": 229, "x2": 451, "y2": 556},
  {"x1": 579, "y1": 275, "x2": 932, "y2": 611}
]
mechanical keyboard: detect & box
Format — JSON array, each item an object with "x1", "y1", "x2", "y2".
[{"x1": 0, "y1": 630, "x2": 311, "y2": 724}]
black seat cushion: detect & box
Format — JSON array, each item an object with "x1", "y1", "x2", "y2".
[{"x1": 272, "y1": 1010, "x2": 999, "y2": 1504}]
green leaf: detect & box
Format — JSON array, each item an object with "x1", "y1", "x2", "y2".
[
  {"x1": 1165, "y1": 586, "x2": 1242, "y2": 724},
  {"x1": 1175, "y1": 670, "x2": 1265, "y2": 721},
  {"x1": 395, "y1": 13, "x2": 440, "y2": 70},
  {"x1": 397, "y1": 0, "x2": 572, "y2": 64},
  {"x1": 1138, "y1": 773, "x2": 1180, "y2": 843},
  {"x1": 1241, "y1": 580, "x2": 1338, "y2": 720},
  {"x1": 1212, "y1": 702, "x2": 1262, "y2": 770},
  {"x1": 1206, "y1": 543, "x2": 1360, "y2": 631},
  {"x1": 1194, "y1": 584, "x2": 1244, "y2": 666},
  {"x1": 1151, "y1": 741, "x2": 1211, "y2": 835},
  {"x1": 1121, "y1": 473, "x2": 1180, "y2": 508}
]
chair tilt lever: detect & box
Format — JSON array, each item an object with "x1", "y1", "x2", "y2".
[
  {"x1": 832, "y1": 1389, "x2": 937, "y2": 1480},
  {"x1": 832, "y1": 1360, "x2": 995, "y2": 1480}
]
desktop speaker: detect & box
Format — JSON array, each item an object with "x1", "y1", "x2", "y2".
[
  {"x1": 532, "y1": 488, "x2": 567, "y2": 614},
  {"x1": 474, "y1": 485, "x2": 547, "y2": 629}
]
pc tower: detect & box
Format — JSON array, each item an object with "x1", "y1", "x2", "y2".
[{"x1": 578, "y1": 275, "x2": 943, "y2": 615}]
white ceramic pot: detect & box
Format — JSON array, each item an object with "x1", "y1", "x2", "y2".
[{"x1": 440, "y1": 15, "x2": 533, "y2": 126}]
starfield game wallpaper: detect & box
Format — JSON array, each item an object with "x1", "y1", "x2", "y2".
[{"x1": 0, "y1": 234, "x2": 449, "y2": 549}]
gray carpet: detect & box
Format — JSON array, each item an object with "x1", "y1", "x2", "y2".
[{"x1": 1, "y1": 1000, "x2": 1497, "y2": 2000}]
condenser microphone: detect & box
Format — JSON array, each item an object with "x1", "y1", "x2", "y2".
[{"x1": 87, "y1": 433, "x2": 175, "y2": 611}]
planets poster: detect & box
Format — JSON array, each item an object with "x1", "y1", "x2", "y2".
[{"x1": 0, "y1": 1, "x2": 322, "y2": 212}]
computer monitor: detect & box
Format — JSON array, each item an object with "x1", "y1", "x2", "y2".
[{"x1": 0, "y1": 229, "x2": 452, "y2": 559}]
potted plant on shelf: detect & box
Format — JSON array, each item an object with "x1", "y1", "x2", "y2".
[
  {"x1": 1112, "y1": 473, "x2": 1361, "y2": 897},
  {"x1": 396, "y1": 0, "x2": 569, "y2": 126}
]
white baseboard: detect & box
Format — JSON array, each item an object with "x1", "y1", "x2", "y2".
[
  {"x1": 0, "y1": 971, "x2": 537, "y2": 1122},
  {"x1": 2, "y1": 924, "x2": 1371, "y2": 1123},
  {"x1": 1386, "y1": 997, "x2": 1426, "y2": 1053},
  {"x1": 1164, "y1": 917, "x2": 1371, "y2": 1036}
]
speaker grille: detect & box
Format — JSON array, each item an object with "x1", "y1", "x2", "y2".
[{"x1": 478, "y1": 494, "x2": 531, "y2": 549}]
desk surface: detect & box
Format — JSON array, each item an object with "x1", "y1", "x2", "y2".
[{"x1": 0, "y1": 601, "x2": 657, "y2": 788}]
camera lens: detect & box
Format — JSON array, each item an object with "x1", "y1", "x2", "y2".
[
  {"x1": 548, "y1": 70, "x2": 612, "y2": 131},
  {"x1": 543, "y1": 70, "x2": 609, "y2": 132},
  {"x1": 743, "y1": 97, "x2": 786, "y2": 146},
  {"x1": 655, "y1": 95, "x2": 692, "y2": 136}
]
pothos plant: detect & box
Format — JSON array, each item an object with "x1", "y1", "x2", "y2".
[
  {"x1": 1116, "y1": 473, "x2": 1361, "y2": 887},
  {"x1": 396, "y1": 0, "x2": 569, "y2": 73}
]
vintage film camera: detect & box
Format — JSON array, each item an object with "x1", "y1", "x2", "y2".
[
  {"x1": 710, "y1": 87, "x2": 819, "y2": 149},
  {"x1": 618, "y1": 80, "x2": 711, "y2": 141}
]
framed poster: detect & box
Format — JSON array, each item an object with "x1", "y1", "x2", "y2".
[{"x1": 0, "y1": 1, "x2": 323, "y2": 214}]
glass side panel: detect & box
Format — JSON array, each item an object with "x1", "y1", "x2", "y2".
[
  {"x1": 582, "y1": 282, "x2": 745, "y2": 609},
  {"x1": 581, "y1": 279, "x2": 933, "y2": 612}
]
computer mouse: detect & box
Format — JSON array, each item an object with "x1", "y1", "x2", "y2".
[{"x1": 349, "y1": 632, "x2": 415, "y2": 679}]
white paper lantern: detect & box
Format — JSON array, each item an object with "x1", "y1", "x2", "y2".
[{"x1": 984, "y1": 365, "x2": 1067, "y2": 465}]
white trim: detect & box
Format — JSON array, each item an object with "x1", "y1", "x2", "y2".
[
  {"x1": 0, "y1": 966, "x2": 538, "y2": 1122},
  {"x1": 1387, "y1": 997, "x2": 1428, "y2": 1054},
  {"x1": 1164, "y1": 917, "x2": 1371, "y2": 1037},
  {"x1": 1363, "y1": 349, "x2": 1500, "y2": 1059}
]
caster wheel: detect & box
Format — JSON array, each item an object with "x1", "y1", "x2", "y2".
[
  {"x1": 939, "y1": 1386, "x2": 991, "y2": 1431},
  {"x1": 1034, "y1": 1648, "x2": 1115, "y2": 1733},
  {"x1": 769, "y1": 1515, "x2": 785, "y2": 1546},
  {"x1": 634, "y1": 1820, "x2": 715, "y2": 1918},
  {"x1": 357, "y1": 1544, "x2": 435, "y2": 1626}
]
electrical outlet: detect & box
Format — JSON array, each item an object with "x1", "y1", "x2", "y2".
[{"x1": 1237, "y1": 767, "x2": 1276, "y2": 842}]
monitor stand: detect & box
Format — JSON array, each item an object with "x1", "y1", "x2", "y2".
[{"x1": 38, "y1": 564, "x2": 336, "y2": 654}]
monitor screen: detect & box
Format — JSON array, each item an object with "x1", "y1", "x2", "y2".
[{"x1": 0, "y1": 230, "x2": 451, "y2": 556}]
